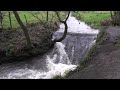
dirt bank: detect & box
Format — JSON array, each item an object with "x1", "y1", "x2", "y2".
[
  {"x1": 0, "y1": 22, "x2": 58, "y2": 64},
  {"x1": 67, "y1": 26, "x2": 120, "y2": 79}
]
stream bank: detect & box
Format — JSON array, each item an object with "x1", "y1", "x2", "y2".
[
  {"x1": 67, "y1": 26, "x2": 120, "y2": 79},
  {"x1": 0, "y1": 22, "x2": 58, "y2": 64},
  {"x1": 0, "y1": 15, "x2": 100, "y2": 79}
]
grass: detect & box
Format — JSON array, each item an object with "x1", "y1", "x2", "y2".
[
  {"x1": 73, "y1": 11, "x2": 111, "y2": 28},
  {"x1": 1, "y1": 11, "x2": 66, "y2": 29},
  {"x1": 1, "y1": 11, "x2": 111, "y2": 29}
]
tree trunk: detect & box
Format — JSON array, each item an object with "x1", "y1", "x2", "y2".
[
  {"x1": 24, "y1": 14, "x2": 28, "y2": 24},
  {"x1": 110, "y1": 11, "x2": 113, "y2": 20},
  {"x1": 112, "y1": 11, "x2": 120, "y2": 26},
  {"x1": 0, "y1": 11, "x2": 3, "y2": 29},
  {"x1": 117, "y1": 11, "x2": 120, "y2": 25},
  {"x1": 13, "y1": 11, "x2": 32, "y2": 48},
  {"x1": 8, "y1": 11, "x2": 12, "y2": 29},
  {"x1": 53, "y1": 21, "x2": 68, "y2": 42},
  {"x1": 52, "y1": 11, "x2": 70, "y2": 44},
  {"x1": 46, "y1": 11, "x2": 49, "y2": 21}
]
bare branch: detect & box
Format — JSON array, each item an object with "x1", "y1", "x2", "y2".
[
  {"x1": 24, "y1": 14, "x2": 28, "y2": 24},
  {"x1": 55, "y1": 11, "x2": 62, "y2": 22},
  {"x1": 52, "y1": 11, "x2": 71, "y2": 43},
  {"x1": 13, "y1": 11, "x2": 32, "y2": 48},
  {"x1": 65, "y1": 11, "x2": 70, "y2": 21},
  {"x1": 29, "y1": 11, "x2": 46, "y2": 27},
  {"x1": 39, "y1": 11, "x2": 45, "y2": 20},
  {"x1": 8, "y1": 11, "x2": 12, "y2": 29},
  {"x1": 50, "y1": 13, "x2": 57, "y2": 25},
  {"x1": 0, "y1": 11, "x2": 3, "y2": 29}
]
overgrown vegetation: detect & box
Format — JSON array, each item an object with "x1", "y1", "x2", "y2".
[
  {"x1": 0, "y1": 11, "x2": 70, "y2": 64},
  {"x1": 0, "y1": 11, "x2": 66, "y2": 29},
  {"x1": 1, "y1": 11, "x2": 120, "y2": 78},
  {"x1": 73, "y1": 11, "x2": 111, "y2": 28},
  {"x1": 0, "y1": 22, "x2": 58, "y2": 64},
  {"x1": 0, "y1": 11, "x2": 60, "y2": 63}
]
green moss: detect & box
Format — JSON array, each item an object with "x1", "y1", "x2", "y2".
[{"x1": 53, "y1": 75, "x2": 64, "y2": 79}]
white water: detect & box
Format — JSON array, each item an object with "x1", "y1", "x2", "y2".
[
  {"x1": 0, "y1": 15, "x2": 99, "y2": 79},
  {"x1": 2, "y1": 42, "x2": 77, "y2": 79},
  {"x1": 57, "y1": 15, "x2": 99, "y2": 34}
]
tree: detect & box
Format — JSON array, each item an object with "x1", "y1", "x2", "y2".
[
  {"x1": 110, "y1": 11, "x2": 120, "y2": 26},
  {"x1": 46, "y1": 11, "x2": 49, "y2": 21},
  {"x1": 24, "y1": 14, "x2": 28, "y2": 24},
  {"x1": 0, "y1": 11, "x2": 3, "y2": 29},
  {"x1": 13, "y1": 11, "x2": 32, "y2": 48},
  {"x1": 52, "y1": 11, "x2": 70, "y2": 44},
  {"x1": 8, "y1": 11, "x2": 12, "y2": 29}
]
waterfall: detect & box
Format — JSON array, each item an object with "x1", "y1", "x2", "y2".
[
  {"x1": 0, "y1": 14, "x2": 99, "y2": 79},
  {"x1": 0, "y1": 42, "x2": 77, "y2": 79}
]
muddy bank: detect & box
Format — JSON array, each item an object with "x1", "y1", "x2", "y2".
[
  {"x1": 67, "y1": 26, "x2": 120, "y2": 79},
  {"x1": 0, "y1": 22, "x2": 58, "y2": 64}
]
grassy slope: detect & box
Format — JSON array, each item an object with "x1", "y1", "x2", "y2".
[
  {"x1": 73, "y1": 11, "x2": 111, "y2": 28},
  {"x1": 2, "y1": 11, "x2": 110, "y2": 29},
  {"x1": 2, "y1": 11, "x2": 65, "y2": 29}
]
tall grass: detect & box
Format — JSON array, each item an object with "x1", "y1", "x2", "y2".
[
  {"x1": 1, "y1": 11, "x2": 66, "y2": 29},
  {"x1": 73, "y1": 11, "x2": 111, "y2": 28}
]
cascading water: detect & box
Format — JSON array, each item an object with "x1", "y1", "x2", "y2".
[
  {"x1": 0, "y1": 14, "x2": 99, "y2": 79},
  {"x1": 0, "y1": 42, "x2": 77, "y2": 79}
]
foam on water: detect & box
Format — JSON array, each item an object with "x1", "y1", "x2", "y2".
[
  {"x1": 4, "y1": 64, "x2": 76, "y2": 79},
  {"x1": 55, "y1": 42, "x2": 71, "y2": 64},
  {"x1": 0, "y1": 42, "x2": 77, "y2": 79},
  {"x1": 0, "y1": 15, "x2": 99, "y2": 79}
]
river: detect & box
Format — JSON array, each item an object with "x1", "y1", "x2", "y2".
[{"x1": 0, "y1": 14, "x2": 99, "y2": 79}]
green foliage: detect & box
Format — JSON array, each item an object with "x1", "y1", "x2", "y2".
[
  {"x1": 73, "y1": 11, "x2": 111, "y2": 28},
  {"x1": 1, "y1": 11, "x2": 66, "y2": 29},
  {"x1": 1, "y1": 11, "x2": 111, "y2": 29}
]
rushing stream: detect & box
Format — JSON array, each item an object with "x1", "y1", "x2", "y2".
[{"x1": 0, "y1": 14, "x2": 99, "y2": 79}]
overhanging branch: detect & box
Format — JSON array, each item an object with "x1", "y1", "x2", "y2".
[{"x1": 52, "y1": 11, "x2": 70, "y2": 43}]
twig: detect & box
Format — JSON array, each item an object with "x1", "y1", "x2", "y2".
[
  {"x1": 29, "y1": 11, "x2": 46, "y2": 27},
  {"x1": 65, "y1": 11, "x2": 70, "y2": 21},
  {"x1": 50, "y1": 13, "x2": 57, "y2": 26},
  {"x1": 0, "y1": 11, "x2": 3, "y2": 29},
  {"x1": 52, "y1": 11, "x2": 70, "y2": 43},
  {"x1": 55, "y1": 11, "x2": 62, "y2": 22},
  {"x1": 8, "y1": 11, "x2": 12, "y2": 29},
  {"x1": 24, "y1": 14, "x2": 28, "y2": 24}
]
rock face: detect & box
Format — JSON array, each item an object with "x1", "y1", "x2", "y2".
[{"x1": 67, "y1": 27, "x2": 120, "y2": 79}]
